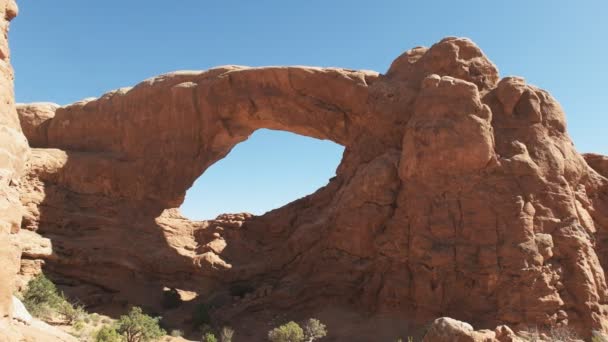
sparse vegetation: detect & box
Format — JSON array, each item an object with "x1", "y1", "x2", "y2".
[
  {"x1": 546, "y1": 325, "x2": 579, "y2": 341},
  {"x1": 303, "y1": 318, "x2": 327, "y2": 341},
  {"x1": 396, "y1": 337, "x2": 414, "y2": 342},
  {"x1": 268, "y1": 321, "x2": 305, "y2": 342},
  {"x1": 220, "y1": 326, "x2": 235, "y2": 342},
  {"x1": 170, "y1": 329, "x2": 183, "y2": 337},
  {"x1": 91, "y1": 313, "x2": 101, "y2": 325},
  {"x1": 22, "y1": 275, "x2": 193, "y2": 342},
  {"x1": 203, "y1": 332, "x2": 218, "y2": 342},
  {"x1": 593, "y1": 330, "x2": 608, "y2": 342},
  {"x1": 73, "y1": 320, "x2": 85, "y2": 332},
  {"x1": 57, "y1": 299, "x2": 87, "y2": 324},
  {"x1": 95, "y1": 326, "x2": 123, "y2": 342},
  {"x1": 22, "y1": 273, "x2": 90, "y2": 326},
  {"x1": 22, "y1": 274, "x2": 65, "y2": 319},
  {"x1": 115, "y1": 306, "x2": 166, "y2": 342},
  {"x1": 520, "y1": 325, "x2": 583, "y2": 342}
]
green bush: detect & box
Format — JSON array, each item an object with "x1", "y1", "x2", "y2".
[
  {"x1": 192, "y1": 303, "x2": 211, "y2": 329},
  {"x1": 303, "y1": 318, "x2": 327, "y2": 341},
  {"x1": 22, "y1": 274, "x2": 64, "y2": 318},
  {"x1": 73, "y1": 320, "x2": 85, "y2": 332},
  {"x1": 22, "y1": 273, "x2": 87, "y2": 324},
  {"x1": 95, "y1": 326, "x2": 123, "y2": 342},
  {"x1": 268, "y1": 321, "x2": 305, "y2": 342},
  {"x1": 115, "y1": 307, "x2": 165, "y2": 342},
  {"x1": 203, "y1": 332, "x2": 218, "y2": 342}
]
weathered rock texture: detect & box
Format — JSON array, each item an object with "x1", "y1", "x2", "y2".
[
  {"x1": 0, "y1": 0, "x2": 28, "y2": 327},
  {"x1": 15, "y1": 37, "x2": 608, "y2": 339},
  {"x1": 0, "y1": 2, "x2": 66, "y2": 340},
  {"x1": 422, "y1": 317, "x2": 518, "y2": 342}
]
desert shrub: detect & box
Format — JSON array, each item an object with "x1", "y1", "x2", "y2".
[
  {"x1": 73, "y1": 320, "x2": 85, "y2": 332},
  {"x1": 220, "y1": 326, "x2": 234, "y2": 342},
  {"x1": 192, "y1": 303, "x2": 211, "y2": 329},
  {"x1": 203, "y1": 332, "x2": 218, "y2": 342},
  {"x1": 22, "y1": 274, "x2": 64, "y2": 318},
  {"x1": 95, "y1": 326, "x2": 123, "y2": 342},
  {"x1": 57, "y1": 299, "x2": 87, "y2": 324},
  {"x1": 91, "y1": 313, "x2": 101, "y2": 325},
  {"x1": 170, "y1": 329, "x2": 183, "y2": 337},
  {"x1": 521, "y1": 326, "x2": 541, "y2": 342},
  {"x1": 161, "y1": 288, "x2": 182, "y2": 310},
  {"x1": 22, "y1": 273, "x2": 88, "y2": 324},
  {"x1": 303, "y1": 318, "x2": 326, "y2": 341},
  {"x1": 268, "y1": 321, "x2": 305, "y2": 342},
  {"x1": 547, "y1": 325, "x2": 579, "y2": 341},
  {"x1": 115, "y1": 307, "x2": 165, "y2": 342},
  {"x1": 593, "y1": 330, "x2": 608, "y2": 342}
]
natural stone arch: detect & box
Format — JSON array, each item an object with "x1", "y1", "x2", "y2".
[
  {"x1": 15, "y1": 37, "x2": 608, "y2": 339},
  {"x1": 42, "y1": 66, "x2": 376, "y2": 208}
]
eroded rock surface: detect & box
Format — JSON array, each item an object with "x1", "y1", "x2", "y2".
[
  {"x1": 0, "y1": 3, "x2": 71, "y2": 340},
  {"x1": 0, "y1": 0, "x2": 28, "y2": 327},
  {"x1": 15, "y1": 37, "x2": 608, "y2": 340}
]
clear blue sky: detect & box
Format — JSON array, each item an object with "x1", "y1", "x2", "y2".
[{"x1": 10, "y1": 1, "x2": 607, "y2": 219}]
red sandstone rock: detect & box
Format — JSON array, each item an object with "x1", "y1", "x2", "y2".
[
  {"x1": 586, "y1": 153, "x2": 608, "y2": 178},
  {"x1": 422, "y1": 317, "x2": 497, "y2": 342},
  {"x1": 16, "y1": 102, "x2": 58, "y2": 148},
  {"x1": 12, "y1": 37, "x2": 608, "y2": 341},
  {"x1": 0, "y1": 2, "x2": 71, "y2": 340},
  {"x1": 0, "y1": 0, "x2": 28, "y2": 329}
]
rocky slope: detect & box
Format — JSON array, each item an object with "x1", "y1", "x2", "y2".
[{"x1": 12, "y1": 37, "x2": 608, "y2": 340}]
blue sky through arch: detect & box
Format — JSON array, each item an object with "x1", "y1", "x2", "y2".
[{"x1": 179, "y1": 129, "x2": 344, "y2": 220}]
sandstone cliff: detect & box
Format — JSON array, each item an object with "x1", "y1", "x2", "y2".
[
  {"x1": 14, "y1": 37, "x2": 608, "y2": 340},
  {"x1": 0, "y1": 0, "x2": 27, "y2": 326}
]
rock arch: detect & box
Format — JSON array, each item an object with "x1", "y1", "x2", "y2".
[
  {"x1": 15, "y1": 37, "x2": 608, "y2": 338},
  {"x1": 40, "y1": 66, "x2": 375, "y2": 209}
]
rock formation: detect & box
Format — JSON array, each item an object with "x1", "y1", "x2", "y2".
[
  {"x1": 422, "y1": 317, "x2": 517, "y2": 342},
  {"x1": 0, "y1": 2, "x2": 75, "y2": 341},
  {"x1": 9, "y1": 33, "x2": 608, "y2": 342},
  {"x1": 0, "y1": 0, "x2": 28, "y2": 332}
]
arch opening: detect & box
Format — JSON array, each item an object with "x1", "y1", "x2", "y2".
[{"x1": 179, "y1": 128, "x2": 345, "y2": 220}]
